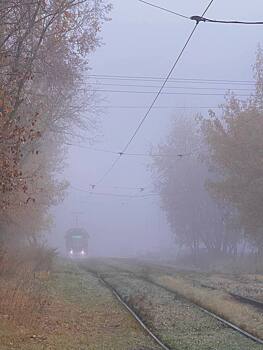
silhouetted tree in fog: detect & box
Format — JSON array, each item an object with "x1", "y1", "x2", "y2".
[
  {"x1": 201, "y1": 46, "x2": 263, "y2": 255},
  {"x1": 151, "y1": 117, "x2": 239, "y2": 257}
]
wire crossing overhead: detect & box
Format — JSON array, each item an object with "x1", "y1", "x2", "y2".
[
  {"x1": 91, "y1": 105, "x2": 222, "y2": 109},
  {"x1": 71, "y1": 185, "x2": 158, "y2": 198},
  {"x1": 121, "y1": 9, "x2": 211, "y2": 154},
  {"x1": 86, "y1": 82, "x2": 254, "y2": 92},
  {"x1": 137, "y1": 0, "x2": 189, "y2": 20},
  {"x1": 96, "y1": 155, "x2": 122, "y2": 186},
  {"x1": 138, "y1": 0, "x2": 263, "y2": 26},
  {"x1": 87, "y1": 74, "x2": 258, "y2": 85},
  {"x1": 68, "y1": 143, "x2": 194, "y2": 158},
  {"x1": 191, "y1": 16, "x2": 263, "y2": 25},
  {"x1": 92, "y1": 0, "x2": 215, "y2": 188},
  {"x1": 90, "y1": 89, "x2": 251, "y2": 98}
]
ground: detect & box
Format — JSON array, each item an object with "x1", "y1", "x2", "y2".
[
  {"x1": 0, "y1": 261, "x2": 160, "y2": 350},
  {"x1": 101, "y1": 258, "x2": 263, "y2": 341},
  {"x1": 1, "y1": 258, "x2": 263, "y2": 350},
  {"x1": 83, "y1": 258, "x2": 263, "y2": 350}
]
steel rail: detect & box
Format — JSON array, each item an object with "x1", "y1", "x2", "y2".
[
  {"x1": 140, "y1": 280, "x2": 263, "y2": 345},
  {"x1": 93, "y1": 271, "x2": 172, "y2": 350},
  {"x1": 102, "y1": 261, "x2": 263, "y2": 345},
  {"x1": 130, "y1": 259, "x2": 263, "y2": 312},
  {"x1": 139, "y1": 260, "x2": 263, "y2": 312},
  {"x1": 228, "y1": 292, "x2": 263, "y2": 310}
]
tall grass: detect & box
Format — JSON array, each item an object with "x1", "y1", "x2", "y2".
[
  {"x1": 0, "y1": 244, "x2": 57, "y2": 326},
  {"x1": 157, "y1": 275, "x2": 263, "y2": 340}
]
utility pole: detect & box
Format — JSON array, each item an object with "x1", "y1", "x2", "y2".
[{"x1": 72, "y1": 211, "x2": 84, "y2": 227}]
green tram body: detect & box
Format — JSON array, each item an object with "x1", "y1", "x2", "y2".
[{"x1": 65, "y1": 228, "x2": 89, "y2": 257}]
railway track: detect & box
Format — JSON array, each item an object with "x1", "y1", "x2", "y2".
[
  {"x1": 82, "y1": 261, "x2": 263, "y2": 348},
  {"x1": 151, "y1": 263, "x2": 263, "y2": 312},
  {"x1": 81, "y1": 265, "x2": 170, "y2": 350},
  {"x1": 97, "y1": 272, "x2": 171, "y2": 350},
  {"x1": 122, "y1": 259, "x2": 263, "y2": 313},
  {"x1": 229, "y1": 292, "x2": 263, "y2": 310}
]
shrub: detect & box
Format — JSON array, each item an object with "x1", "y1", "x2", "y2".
[{"x1": 0, "y1": 244, "x2": 57, "y2": 325}]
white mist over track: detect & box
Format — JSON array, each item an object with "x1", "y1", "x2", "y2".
[{"x1": 49, "y1": 0, "x2": 263, "y2": 257}]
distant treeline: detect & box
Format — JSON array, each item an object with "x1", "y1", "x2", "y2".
[{"x1": 152, "y1": 46, "x2": 263, "y2": 261}]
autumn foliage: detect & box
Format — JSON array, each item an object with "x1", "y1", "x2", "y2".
[
  {"x1": 201, "y1": 46, "x2": 263, "y2": 255},
  {"x1": 152, "y1": 46, "x2": 263, "y2": 267},
  {"x1": 0, "y1": 0, "x2": 111, "y2": 244}
]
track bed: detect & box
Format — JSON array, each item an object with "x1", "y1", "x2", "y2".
[{"x1": 82, "y1": 260, "x2": 263, "y2": 350}]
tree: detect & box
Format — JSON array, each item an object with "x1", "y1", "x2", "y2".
[
  {"x1": 0, "y1": 0, "x2": 111, "y2": 244},
  {"x1": 151, "y1": 117, "x2": 238, "y2": 257},
  {"x1": 201, "y1": 46, "x2": 263, "y2": 254}
]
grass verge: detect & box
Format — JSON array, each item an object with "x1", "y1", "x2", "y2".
[
  {"x1": 156, "y1": 274, "x2": 263, "y2": 340},
  {"x1": 0, "y1": 260, "x2": 161, "y2": 350}
]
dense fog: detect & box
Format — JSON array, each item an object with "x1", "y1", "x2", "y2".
[
  {"x1": 47, "y1": 0, "x2": 263, "y2": 259},
  {"x1": 1, "y1": 2, "x2": 263, "y2": 348}
]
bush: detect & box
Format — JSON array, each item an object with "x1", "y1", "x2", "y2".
[{"x1": 0, "y1": 244, "x2": 57, "y2": 325}]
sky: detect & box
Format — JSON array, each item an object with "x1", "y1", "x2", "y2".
[{"x1": 48, "y1": 0, "x2": 263, "y2": 256}]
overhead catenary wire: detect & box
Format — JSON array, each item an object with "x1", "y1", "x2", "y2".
[
  {"x1": 137, "y1": 0, "x2": 189, "y2": 20},
  {"x1": 121, "y1": 152, "x2": 193, "y2": 157},
  {"x1": 88, "y1": 105, "x2": 222, "y2": 109},
  {"x1": 191, "y1": 15, "x2": 263, "y2": 25},
  {"x1": 89, "y1": 88, "x2": 251, "y2": 98},
  {"x1": 85, "y1": 81, "x2": 254, "y2": 92},
  {"x1": 112, "y1": 185, "x2": 148, "y2": 191},
  {"x1": 87, "y1": 74, "x2": 258, "y2": 85},
  {"x1": 138, "y1": 0, "x2": 263, "y2": 26},
  {"x1": 89, "y1": 184, "x2": 151, "y2": 193},
  {"x1": 66, "y1": 143, "x2": 117, "y2": 154},
  {"x1": 96, "y1": 155, "x2": 122, "y2": 185},
  {"x1": 121, "y1": 2, "x2": 214, "y2": 153},
  {"x1": 68, "y1": 142, "x2": 194, "y2": 158},
  {"x1": 71, "y1": 185, "x2": 158, "y2": 198},
  {"x1": 92, "y1": 0, "x2": 215, "y2": 187}
]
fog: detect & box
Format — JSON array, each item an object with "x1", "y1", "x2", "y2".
[{"x1": 48, "y1": 0, "x2": 263, "y2": 257}]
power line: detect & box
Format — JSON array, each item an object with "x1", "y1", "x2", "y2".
[
  {"x1": 109, "y1": 3, "x2": 211, "y2": 154},
  {"x1": 70, "y1": 104, "x2": 222, "y2": 109},
  {"x1": 191, "y1": 15, "x2": 263, "y2": 25},
  {"x1": 87, "y1": 81, "x2": 254, "y2": 92},
  {"x1": 66, "y1": 143, "x2": 118, "y2": 154},
  {"x1": 112, "y1": 185, "x2": 149, "y2": 191},
  {"x1": 68, "y1": 142, "x2": 195, "y2": 158},
  {"x1": 90, "y1": 105, "x2": 222, "y2": 109},
  {"x1": 87, "y1": 74, "x2": 256, "y2": 85},
  {"x1": 137, "y1": 0, "x2": 189, "y2": 20},
  {"x1": 96, "y1": 155, "x2": 122, "y2": 185},
  {"x1": 93, "y1": 0, "x2": 215, "y2": 187},
  {"x1": 139, "y1": 0, "x2": 263, "y2": 26},
  {"x1": 89, "y1": 184, "x2": 152, "y2": 193},
  {"x1": 197, "y1": 0, "x2": 215, "y2": 17},
  {"x1": 90, "y1": 88, "x2": 251, "y2": 98},
  {"x1": 122, "y1": 152, "x2": 193, "y2": 158},
  {"x1": 71, "y1": 185, "x2": 158, "y2": 198}
]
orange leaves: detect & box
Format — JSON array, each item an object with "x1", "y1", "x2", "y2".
[{"x1": 0, "y1": 0, "x2": 111, "y2": 235}]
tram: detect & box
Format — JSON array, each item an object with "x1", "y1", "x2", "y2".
[{"x1": 65, "y1": 228, "x2": 89, "y2": 258}]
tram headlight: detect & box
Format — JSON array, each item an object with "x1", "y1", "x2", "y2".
[
  {"x1": 80, "y1": 250, "x2": 85, "y2": 256},
  {"x1": 70, "y1": 250, "x2": 74, "y2": 255}
]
